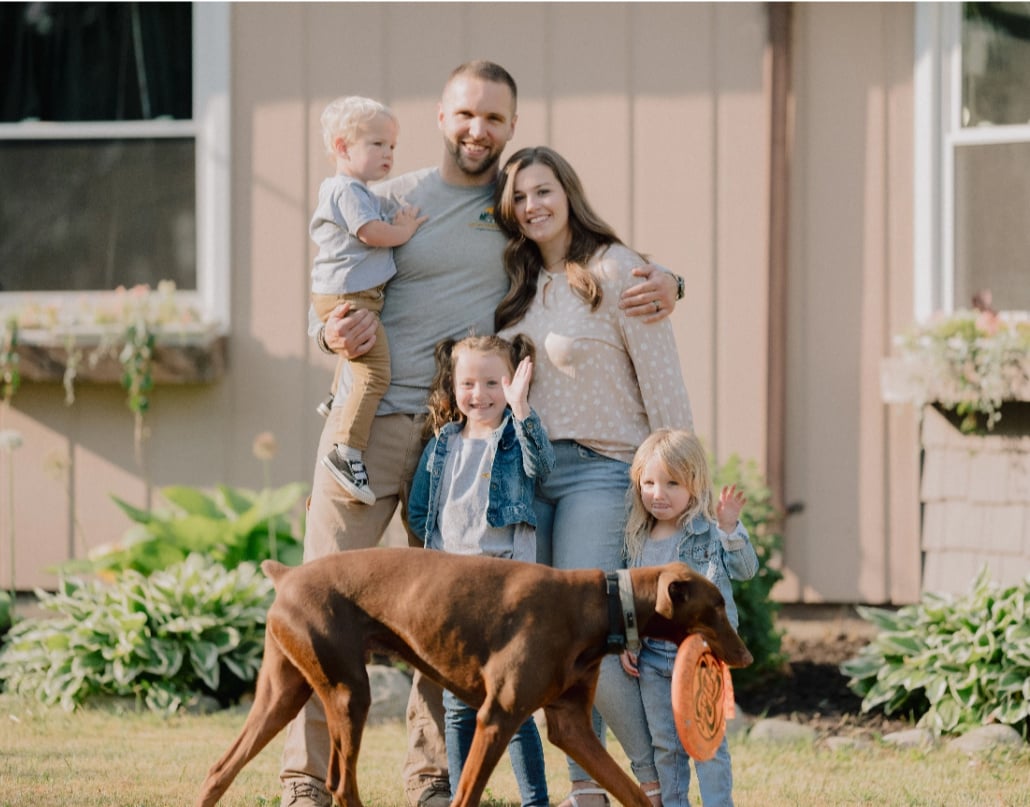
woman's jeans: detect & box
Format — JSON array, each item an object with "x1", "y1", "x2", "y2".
[
  {"x1": 534, "y1": 440, "x2": 658, "y2": 786},
  {"x1": 442, "y1": 690, "x2": 548, "y2": 806},
  {"x1": 639, "y1": 641, "x2": 734, "y2": 807}
]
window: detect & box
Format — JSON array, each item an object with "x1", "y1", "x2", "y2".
[
  {"x1": 0, "y1": 2, "x2": 229, "y2": 328},
  {"x1": 915, "y1": 2, "x2": 1030, "y2": 317}
]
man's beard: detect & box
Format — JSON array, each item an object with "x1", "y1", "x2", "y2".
[{"x1": 447, "y1": 139, "x2": 503, "y2": 178}]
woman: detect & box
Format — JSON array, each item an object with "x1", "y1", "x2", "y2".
[{"x1": 494, "y1": 146, "x2": 694, "y2": 807}]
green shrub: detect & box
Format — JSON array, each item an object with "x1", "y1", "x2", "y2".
[
  {"x1": 0, "y1": 590, "x2": 11, "y2": 638},
  {"x1": 713, "y1": 454, "x2": 787, "y2": 689},
  {"x1": 0, "y1": 554, "x2": 273, "y2": 712},
  {"x1": 61, "y1": 483, "x2": 306, "y2": 577},
  {"x1": 841, "y1": 566, "x2": 1030, "y2": 736}
]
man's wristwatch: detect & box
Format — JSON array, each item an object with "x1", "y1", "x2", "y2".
[
  {"x1": 316, "y1": 325, "x2": 335, "y2": 356},
  {"x1": 668, "y1": 272, "x2": 685, "y2": 300}
]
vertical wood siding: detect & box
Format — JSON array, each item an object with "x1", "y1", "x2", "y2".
[{"x1": 2, "y1": 3, "x2": 922, "y2": 605}]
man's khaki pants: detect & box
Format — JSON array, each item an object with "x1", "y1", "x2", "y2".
[{"x1": 279, "y1": 410, "x2": 449, "y2": 801}]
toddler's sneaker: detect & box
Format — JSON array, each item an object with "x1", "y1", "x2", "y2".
[
  {"x1": 316, "y1": 393, "x2": 334, "y2": 418},
  {"x1": 322, "y1": 447, "x2": 376, "y2": 505}
]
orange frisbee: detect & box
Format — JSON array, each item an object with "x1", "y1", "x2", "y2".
[{"x1": 670, "y1": 633, "x2": 734, "y2": 761}]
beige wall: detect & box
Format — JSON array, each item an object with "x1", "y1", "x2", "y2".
[
  {"x1": 2, "y1": 3, "x2": 925, "y2": 606},
  {"x1": 779, "y1": 2, "x2": 921, "y2": 603}
]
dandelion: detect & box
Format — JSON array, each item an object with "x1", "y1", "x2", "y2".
[{"x1": 252, "y1": 431, "x2": 278, "y2": 462}]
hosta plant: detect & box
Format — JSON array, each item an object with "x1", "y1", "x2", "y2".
[
  {"x1": 0, "y1": 553, "x2": 273, "y2": 712},
  {"x1": 61, "y1": 482, "x2": 306, "y2": 578},
  {"x1": 841, "y1": 566, "x2": 1030, "y2": 736}
]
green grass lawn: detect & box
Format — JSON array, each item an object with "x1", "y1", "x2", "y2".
[{"x1": 2, "y1": 694, "x2": 1029, "y2": 806}]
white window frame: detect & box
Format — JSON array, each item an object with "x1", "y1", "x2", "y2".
[
  {"x1": 0, "y1": 3, "x2": 231, "y2": 332},
  {"x1": 914, "y1": 3, "x2": 1030, "y2": 319}
]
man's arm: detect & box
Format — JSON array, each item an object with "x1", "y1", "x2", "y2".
[{"x1": 618, "y1": 265, "x2": 683, "y2": 323}]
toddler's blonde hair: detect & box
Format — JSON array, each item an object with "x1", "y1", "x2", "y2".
[
  {"x1": 320, "y1": 96, "x2": 396, "y2": 156},
  {"x1": 625, "y1": 429, "x2": 717, "y2": 563}
]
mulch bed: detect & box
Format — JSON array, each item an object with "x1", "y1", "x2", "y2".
[{"x1": 734, "y1": 630, "x2": 912, "y2": 737}]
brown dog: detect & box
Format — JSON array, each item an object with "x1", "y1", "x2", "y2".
[{"x1": 196, "y1": 547, "x2": 751, "y2": 807}]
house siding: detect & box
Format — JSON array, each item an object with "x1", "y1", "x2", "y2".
[
  {"x1": 921, "y1": 405, "x2": 1030, "y2": 593},
  {"x1": 1, "y1": 2, "x2": 927, "y2": 606}
]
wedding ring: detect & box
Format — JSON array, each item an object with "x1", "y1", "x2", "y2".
[{"x1": 653, "y1": 300, "x2": 661, "y2": 313}]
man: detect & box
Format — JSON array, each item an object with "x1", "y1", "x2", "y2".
[{"x1": 282, "y1": 60, "x2": 680, "y2": 807}]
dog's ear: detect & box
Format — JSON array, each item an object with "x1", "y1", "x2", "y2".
[{"x1": 655, "y1": 573, "x2": 691, "y2": 618}]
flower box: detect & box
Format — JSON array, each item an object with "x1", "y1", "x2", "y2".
[
  {"x1": 14, "y1": 326, "x2": 227, "y2": 385},
  {"x1": 881, "y1": 310, "x2": 1030, "y2": 432},
  {"x1": 1, "y1": 283, "x2": 226, "y2": 409}
]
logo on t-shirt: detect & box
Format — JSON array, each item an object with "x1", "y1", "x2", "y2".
[{"x1": 471, "y1": 206, "x2": 500, "y2": 232}]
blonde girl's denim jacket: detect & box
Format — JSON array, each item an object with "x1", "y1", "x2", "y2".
[
  {"x1": 675, "y1": 514, "x2": 759, "y2": 630},
  {"x1": 635, "y1": 514, "x2": 759, "y2": 632},
  {"x1": 407, "y1": 409, "x2": 555, "y2": 549}
]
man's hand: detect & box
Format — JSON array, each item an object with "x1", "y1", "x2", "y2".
[
  {"x1": 323, "y1": 302, "x2": 377, "y2": 359},
  {"x1": 619, "y1": 265, "x2": 680, "y2": 323}
]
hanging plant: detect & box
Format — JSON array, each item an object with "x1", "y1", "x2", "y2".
[
  {"x1": 1, "y1": 316, "x2": 20, "y2": 405},
  {"x1": 1, "y1": 282, "x2": 216, "y2": 461},
  {"x1": 120, "y1": 320, "x2": 156, "y2": 459}
]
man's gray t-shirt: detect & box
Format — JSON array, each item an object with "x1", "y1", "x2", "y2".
[{"x1": 353, "y1": 167, "x2": 508, "y2": 415}]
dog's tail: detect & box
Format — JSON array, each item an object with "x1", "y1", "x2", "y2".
[{"x1": 261, "y1": 559, "x2": 290, "y2": 587}]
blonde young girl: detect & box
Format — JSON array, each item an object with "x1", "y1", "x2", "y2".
[
  {"x1": 623, "y1": 429, "x2": 758, "y2": 807},
  {"x1": 408, "y1": 333, "x2": 554, "y2": 806}
]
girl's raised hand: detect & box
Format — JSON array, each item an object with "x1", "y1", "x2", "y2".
[
  {"x1": 502, "y1": 357, "x2": 533, "y2": 420},
  {"x1": 716, "y1": 484, "x2": 747, "y2": 533}
]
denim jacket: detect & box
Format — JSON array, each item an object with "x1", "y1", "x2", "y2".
[
  {"x1": 634, "y1": 514, "x2": 758, "y2": 631},
  {"x1": 408, "y1": 409, "x2": 555, "y2": 550}
]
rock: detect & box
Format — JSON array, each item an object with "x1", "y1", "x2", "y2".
[
  {"x1": 366, "y1": 664, "x2": 412, "y2": 723},
  {"x1": 948, "y1": 724, "x2": 1025, "y2": 754},
  {"x1": 823, "y1": 735, "x2": 873, "y2": 751},
  {"x1": 182, "y1": 694, "x2": 223, "y2": 715},
  {"x1": 882, "y1": 727, "x2": 935, "y2": 748},
  {"x1": 725, "y1": 704, "x2": 752, "y2": 740},
  {"x1": 747, "y1": 717, "x2": 818, "y2": 744}
]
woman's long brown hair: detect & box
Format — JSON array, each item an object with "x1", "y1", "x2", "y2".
[{"x1": 493, "y1": 146, "x2": 629, "y2": 332}]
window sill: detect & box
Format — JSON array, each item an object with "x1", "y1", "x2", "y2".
[{"x1": 15, "y1": 326, "x2": 227, "y2": 385}]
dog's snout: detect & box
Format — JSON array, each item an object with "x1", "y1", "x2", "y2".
[{"x1": 728, "y1": 646, "x2": 754, "y2": 669}]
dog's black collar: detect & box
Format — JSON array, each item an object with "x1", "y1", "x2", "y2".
[{"x1": 605, "y1": 572, "x2": 627, "y2": 654}]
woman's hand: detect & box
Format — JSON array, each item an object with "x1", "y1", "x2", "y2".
[
  {"x1": 502, "y1": 357, "x2": 533, "y2": 421},
  {"x1": 619, "y1": 265, "x2": 680, "y2": 323},
  {"x1": 323, "y1": 302, "x2": 378, "y2": 360},
  {"x1": 619, "y1": 650, "x2": 641, "y2": 678}
]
